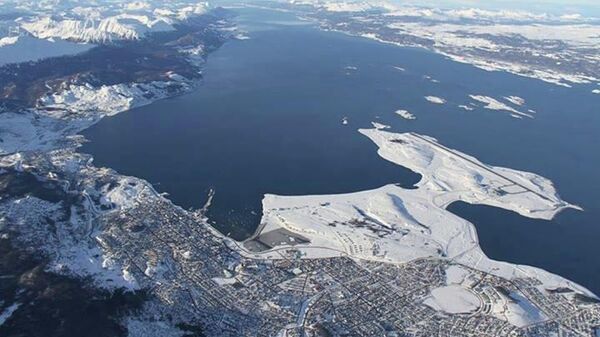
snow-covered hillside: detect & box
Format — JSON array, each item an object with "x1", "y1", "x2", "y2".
[
  {"x1": 1, "y1": 1, "x2": 211, "y2": 44},
  {"x1": 285, "y1": 0, "x2": 600, "y2": 87}
]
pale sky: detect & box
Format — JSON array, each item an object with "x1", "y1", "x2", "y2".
[{"x1": 390, "y1": 0, "x2": 600, "y2": 16}]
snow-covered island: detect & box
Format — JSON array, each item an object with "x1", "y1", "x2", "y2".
[
  {"x1": 425, "y1": 95, "x2": 446, "y2": 104},
  {"x1": 395, "y1": 109, "x2": 416, "y2": 120},
  {"x1": 470, "y1": 94, "x2": 533, "y2": 119},
  {"x1": 505, "y1": 96, "x2": 526, "y2": 106}
]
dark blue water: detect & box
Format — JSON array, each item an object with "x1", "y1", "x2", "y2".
[{"x1": 81, "y1": 8, "x2": 600, "y2": 293}]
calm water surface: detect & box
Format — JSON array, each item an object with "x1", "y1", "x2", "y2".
[{"x1": 81, "y1": 8, "x2": 600, "y2": 293}]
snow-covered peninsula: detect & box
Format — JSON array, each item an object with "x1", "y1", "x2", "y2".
[{"x1": 256, "y1": 127, "x2": 586, "y2": 296}]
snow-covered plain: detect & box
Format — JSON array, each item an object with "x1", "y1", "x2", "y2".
[
  {"x1": 442, "y1": 264, "x2": 548, "y2": 327},
  {"x1": 423, "y1": 285, "x2": 481, "y2": 314}
]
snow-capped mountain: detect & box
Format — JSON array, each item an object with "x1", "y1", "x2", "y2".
[
  {"x1": 288, "y1": 0, "x2": 598, "y2": 23},
  {"x1": 20, "y1": 16, "x2": 167, "y2": 43},
  {"x1": 1, "y1": 1, "x2": 211, "y2": 44},
  {"x1": 289, "y1": 0, "x2": 395, "y2": 12}
]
